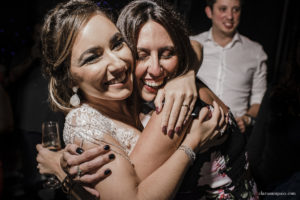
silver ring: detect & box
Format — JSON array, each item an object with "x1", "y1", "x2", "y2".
[
  {"x1": 77, "y1": 165, "x2": 82, "y2": 177},
  {"x1": 219, "y1": 127, "x2": 226, "y2": 136},
  {"x1": 182, "y1": 104, "x2": 189, "y2": 108}
]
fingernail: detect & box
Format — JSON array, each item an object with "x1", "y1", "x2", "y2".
[
  {"x1": 109, "y1": 154, "x2": 115, "y2": 160},
  {"x1": 104, "y1": 169, "x2": 111, "y2": 175},
  {"x1": 168, "y1": 129, "x2": 174, "y2": 138},
  {"x1": 162, "y1": 126, "x2": 167, "y2": 134},
  {"x1": 156, "y1": 107, "x2": 160, "y2": 114},
  {"x1": 104, "y1": 145, "x2": 110, "y2": 151},
  {"x1": 76, "y1": 147, "x2": 84, "y2": 154},
  {"x1": 175, "y1": 127, "x2": 181, "y2": 134}
]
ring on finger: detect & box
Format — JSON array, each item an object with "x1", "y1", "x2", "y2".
[
  {"x1": 182, "y1": 104, "x2": 189, "y2": 109},
  {"x1": 77, "y1": 165, "x2": 83, "y2": 177},
  {"x1": 219, "y1": 127, "x2": 226, "y2": 136}
]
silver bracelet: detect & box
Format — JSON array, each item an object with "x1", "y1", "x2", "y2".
[{"x1": 178, "y1": 145, "x2": 196, "y2": 164}]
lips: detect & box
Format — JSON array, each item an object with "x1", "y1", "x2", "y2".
[{"x1": 143, "y1": 79, "x2": 164, "y2": 88}]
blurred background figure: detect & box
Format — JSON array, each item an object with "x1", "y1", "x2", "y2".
[{"x1": 190, "y1": 0, "x2": 267, "y2": 136}]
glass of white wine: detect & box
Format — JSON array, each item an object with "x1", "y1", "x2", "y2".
[{"x1": 42, "y1": 121, "x2": 62, "y2": 189}]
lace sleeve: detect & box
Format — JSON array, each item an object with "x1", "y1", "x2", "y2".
[{"x1": 63, "y1": 104, "x2": 113, "y2": 145}]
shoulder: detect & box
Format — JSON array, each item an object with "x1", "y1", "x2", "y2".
[
  {"x1": 190, "y1": 31, "x2": 209, "y2": 43},
  {"x1": 239, "y1": 34, "x2": 265, "y2": 51}
]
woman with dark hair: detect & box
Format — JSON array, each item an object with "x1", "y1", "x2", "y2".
[
  {"x1": 55, "y1": 0, "x2": 258, "y2": 199},
  {"x1": 36, "y1": 0, "x2": 225, "y2": 199}
]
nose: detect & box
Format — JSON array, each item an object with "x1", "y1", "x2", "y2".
[
  {"x1": 226, "y1": 10, "x2": 233, "y2": 20},
  {"x1": 107, "y1": 52, "x2": 127, "y2": 74},
  {"x1": 147, "y1": 53, "x2": 162, "y2": 77}
]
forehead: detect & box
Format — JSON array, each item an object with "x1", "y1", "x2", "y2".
[
  {"x1": 137, "y1": 20, "x2": 174, "y2": 47},
  {"x1": 214, "y1": 0, "x2": 241, "y2": 7},
  {"x1": 73, "y1": 14, "x2": 118, "y2": 51}
]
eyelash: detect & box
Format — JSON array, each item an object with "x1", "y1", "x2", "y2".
[
  {"x1": 83, "y1": 54, "x2": 99, "y2": 65},
  {"x1": 112, "y1": 38, "x2": 124, "y2": 50},
  {"x1": 137, "y1": 51, "x2": 175, "y2": 61}
]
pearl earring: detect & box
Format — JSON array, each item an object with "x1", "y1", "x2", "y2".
[{"x1": 69, "y1": 86, "x2": 80, "y2": 107}]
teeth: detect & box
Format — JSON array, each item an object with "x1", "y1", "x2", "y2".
[
  {"x1": 144, "y1": 80, "x2": 164, "y2": 87},
  {"x1": 107, "y1": 73, "x2": 126, "y2": 85}
]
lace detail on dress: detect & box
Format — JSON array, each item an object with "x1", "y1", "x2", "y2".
[{"x1": 63, "y1": 104, "x2": 139, "y2": 155}]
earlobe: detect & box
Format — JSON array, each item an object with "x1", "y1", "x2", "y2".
[{"x1": 205, "y1": 6, "x2": 212, "y2": 19}]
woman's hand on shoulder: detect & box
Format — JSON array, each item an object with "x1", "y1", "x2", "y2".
[
  {"x1": 183, "y1": 101, "x2": 227, "y2": 153},
  {"x1": 155, "y1": 70, "x2": 198, "y2": 138}
]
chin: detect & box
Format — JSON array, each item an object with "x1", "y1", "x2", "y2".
[{"x1": 141, "y1": 91, "x2": 156, "y2": 102}]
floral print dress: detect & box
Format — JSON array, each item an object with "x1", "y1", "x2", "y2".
[{"x1": 175, "y1": 103, "x2": 259, "y2": 200}]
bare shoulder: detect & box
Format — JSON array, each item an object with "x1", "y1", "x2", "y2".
[{"x1": 198, "y1": 82, "x2": 229, "y2": 113}]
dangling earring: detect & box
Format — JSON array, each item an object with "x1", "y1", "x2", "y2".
[{"x1": 70, "y1": 86, "x2": 80, "y2": 107}]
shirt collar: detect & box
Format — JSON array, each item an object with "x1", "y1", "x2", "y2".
[{"x1": 206, "y1": 28, "x2": 242, "y2": 48}]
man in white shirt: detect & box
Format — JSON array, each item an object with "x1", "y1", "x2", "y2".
[{"x1": 190, "y1": 0, "x2": 267, "y2": 133}]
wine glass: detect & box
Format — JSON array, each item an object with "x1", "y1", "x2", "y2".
[{"x1": 41, "y1": 121, "x2": 62, "y2": 189}]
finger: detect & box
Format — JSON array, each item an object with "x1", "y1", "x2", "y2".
[
  {"x1": 160, "y1": 94, "x2": 174, "y2": 134},
  {"x1": 82, "y1": 186, "x2": 100, "y2": 199},
  {"x1": 185, "y1": 93, "x2": 197, "y2": 122},
  {"x1": 198, "y1": 106, "x2": 209, "y2": 123},
  {"x1": 77, "y1": 168, "x2": 112, "y2": 184},
  {"x1": 69, "y1": 153, "x2": 115, "y2": 176},
  {"x1": 210, "y1": 101, "x2": 221, "y2": 126},
  {"x1": 174, "y1": 105, "x2": 189, "y2": 134},
  {"x1": 65, "y1": 143, "x2": 81, "y2": 155},
  {"x1": 167, "y1": 96, "x2": 185, "y2": 137},
  {"x1": 154, "y1": 89, "x2": 165, "y2": 114},
  {"x1": 218, "y1": 107, "x2": 225, "y2": 129},
  {"x1": 36, "y1": 144, "x2": 43, "y2": 152},
  {"x1": 64, "y1": 145, "x2": 111, "y2": 167}
]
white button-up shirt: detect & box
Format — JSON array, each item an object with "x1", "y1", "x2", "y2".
[{"x1": 191, "y1": 29, "x2": 267, "y2": 117}]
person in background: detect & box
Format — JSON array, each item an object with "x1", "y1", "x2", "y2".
[
  {"x1": 247, "y1": 28, "x2": 300, "y2": 199},
  {"x1": 190, "y1": 0, "x2": 267, "y2": 135}
]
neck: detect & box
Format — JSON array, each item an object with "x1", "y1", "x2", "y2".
[
  {"x1": 212, "y1": 27, "x2": 235, "y2": 47},
  {"x1": 85, "y1": 97, "x2": 133, "y2": 126}
]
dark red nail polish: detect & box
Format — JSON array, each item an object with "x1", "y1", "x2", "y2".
[
  {"x1": 168, "y1": 129, "x2": 174, "y2": 138},
  {"x1": 156, "y1": 107, "x2": 160, "y2": 114},
  {"x1": 162, "y1": 126, "x2": 167, "y2": 134},
  {"x1": 175, "y1": 127, "x2": 181, "y2": 133}
]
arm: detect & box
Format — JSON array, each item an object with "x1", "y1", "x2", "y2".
[
  {"x1": 81, "y1": 105, "x2": 221, "y2": 200},
  {"x1": 154, "y1": 40, "x2": 203, "y2": 137},
  {"x1": 236, "y1": 46, "x2": 267, "y2": 133}
]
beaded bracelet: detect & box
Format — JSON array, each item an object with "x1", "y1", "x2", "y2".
[{"x1": 178, "y1": 145, "x2": 196, "y2": 164}]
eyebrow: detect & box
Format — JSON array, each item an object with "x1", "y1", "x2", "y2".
[{"x1": 77, "y1": 32, "x2": 121, "y2": 65}]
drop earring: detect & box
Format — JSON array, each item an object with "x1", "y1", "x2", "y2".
[{"x1": 70, "y1": 86, "x2": 80, "y2": 107}]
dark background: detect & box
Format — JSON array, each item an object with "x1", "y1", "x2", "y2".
[{"x1": 0, "y1": 0, "x2": 299, "y2": 85}]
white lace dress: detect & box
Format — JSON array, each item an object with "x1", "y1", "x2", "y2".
[{"x1": 63, "y1": 104, "x2": 139, "y2": 155}]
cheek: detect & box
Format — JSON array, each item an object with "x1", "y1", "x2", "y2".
[
  {"x1": 135, "y1": 62, "x2": 147, "y2": 80},
  {"x1": 162, "y1": 57, "x2": 179, "y2": 73}
]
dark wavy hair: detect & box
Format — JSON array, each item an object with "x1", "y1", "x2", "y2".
[
  {"x1": 41, "y1": 0, "x2": 113, "y2": 112},
  {"x1": 117, "y1": 0, "x2": 196, "y2": 79}
]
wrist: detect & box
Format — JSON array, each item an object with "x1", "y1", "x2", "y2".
[{"x1": 244, "y1": 114, "x2": 255, "y2": 127}]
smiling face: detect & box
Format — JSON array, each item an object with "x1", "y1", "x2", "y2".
[
  {"x1": 70, "y1": 14, "x2": 134, "y2": 102},
  {"x1": 135, "y1": 20, "x2": 178, "y2": 102},
  {"x1": 206, "y1": 0, "x2": 241, "y2": 38}
]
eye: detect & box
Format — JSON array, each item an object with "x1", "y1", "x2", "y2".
[
  {"x1": 137, "y1": 51, "x2": 149, "y2": 61},
  {"x1": 112, "y1": 37, "x2": 124, "y2": 50},
  {"x1": 160, "y1": 50, "x2": 175, "y2": 59},
  {"x1": 82, "y1": 54, "x2": 100, "y2": 65},
  {"x1": 219, "y1": 6, "x2": 227, "y2": 12},
  {"x1": 232, "y1": 7, "x2": 241, "y2": 13}
]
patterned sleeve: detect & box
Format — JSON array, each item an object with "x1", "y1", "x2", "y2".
[{"x1": 63, "y1": 104, "x2": 113, "y2": 145}]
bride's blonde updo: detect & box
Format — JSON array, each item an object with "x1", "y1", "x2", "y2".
[{"x1": 41, "y1": 0, "x2": 113, "y2": 112}]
